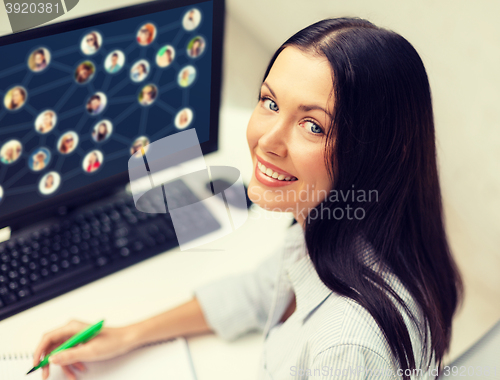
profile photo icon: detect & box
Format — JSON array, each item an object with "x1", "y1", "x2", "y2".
[
  {"x1": 92, "y1": 120, "x2": 113, "y2": 142},
  {"x1": 57, "y1": 131, "x2": 79, "y2": 154},
  {"x1": 137, "y1": 23, "x2": 156, "y2": 46},
  {"x1": 187, "y1": 36, "x2": 205, "y2": 58},
  {"x1": 0, "y1": 140, "x2": 22, "y2": 164},
  {"x1": 86, "y1": 92, "x2": 107, "y2": 115},
  {"x1": 83, "y1": 150, "x2": 103, "y2": 173},
  {"x1": 174, "y1": 108, "x2": 193, "y2": 130},
  {"x1": 138, "y1": 84, "x2": 157, "y2": 106},
  {"x1": 81, "y1": 31, "x2": 102, "y2": 55},
  {"x1": 74, "y1": 61, "x2": 95, "y2": 84},
  {"x1": 182, "y1": 8, "x2": 201, "y2": 31},
  {"x1": 29, "y1": 147, "x2": 51, "y2": 171},
  {"x1": 0, "y1": 186, "x2": 3, "y2": 203},
  {"x1": 156, "y1": 45, "x2": 175, "y2": 68},
  {"x1": 3, "y1": 86, "x2": 27, "y2": 111},
  {"x1": 130, "y1": 60, "x2": 150, "y2": 83},
  {"x1": 130, "y1": 136, "x2": 149, "y2": 156},
  {"x1": 28, "y1": 48, "x2": 50, "y2": 72},
  {"x1": 105, "y1": 50, "x2": 125, "y2": 74},
  {"x1": 177, "y1": 66, "x2": 196, "y2": 87},
  {"x1": 39, "y1": 171, "x2": 61, "y2": 195},
  {"x1": 35, "y1": 110, "x2": 57, "y2": 134}
]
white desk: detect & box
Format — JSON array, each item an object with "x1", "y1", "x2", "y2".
[{"x1": 0, "y1": 106, "x2": 294, "y2": 379}]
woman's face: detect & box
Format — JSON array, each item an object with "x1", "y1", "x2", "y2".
[
  {"x1": 89, "y1": 153, "x2": 97, "y2": 164},
  {"x1": 90, "y1": 98, "x2": 100, "y2": 110},
  {"x1": 35, "y1": 52, "x2": 45, "y2": 65},
  {"x1": 36, "y1": 153, "x2": 45, "y2": 163},
  {"x1": 43, "y1": 113, "x2": 53, "y2": 126},
  {"x1": 86, "y1": 34, "x2": 95, "y2": 47},
  {"x1": 142, "y1": 87, "x2": 153, "y2": 102},
  {"x1": 12, "y1": 89, "x2": 23, "y2": 105},
  {"x1": 64, "y1": 136, "x2": 74, "y2": 150},
  {"x1": 5, "y1": 147, "x2": 13, "y2": 159},
  {"x1": 46, "y1": 175, "x2": 54, "y2": 188},
  {"x1": 246, "y1": 46, "x2": 335, "y2": 225},
  {"x1": 98, "y1": 124, "x2": 106, "y2": 134},
  {"x1": 79, "y1": 67, "x2": 90, "y2": 80},
  {"x1": 139, "y1": 29, "x2": 150, "y2": 44}
]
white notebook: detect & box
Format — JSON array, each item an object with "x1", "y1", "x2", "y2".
[{"x1": 0, "y1": 338, "x2": 197, "y2": 380}]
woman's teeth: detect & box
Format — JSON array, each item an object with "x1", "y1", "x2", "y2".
[{"x1": 257, "y1": 162, "x2": 297, "y2": 181}]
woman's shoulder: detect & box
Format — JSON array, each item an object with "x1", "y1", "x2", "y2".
[{"x1": 305, "y1": 272, "x2": 430, "y2": 372}]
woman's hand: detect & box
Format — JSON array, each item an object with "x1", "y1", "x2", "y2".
[{"x1": 33, "y1": 320, "x2": 138, "y2": 380}]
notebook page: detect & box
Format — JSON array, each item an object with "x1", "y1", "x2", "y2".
[{"x1": 0, "y1": 338, "x2": 196, "y2": 380}]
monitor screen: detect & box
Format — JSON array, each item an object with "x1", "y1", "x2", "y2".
[{"x1": 0, "y1": 0, "x2": 222, "y2": 227}]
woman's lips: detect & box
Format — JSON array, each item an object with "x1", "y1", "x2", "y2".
[
  {"x1": 256, "y1": 154, "x2": 297, "y2": 178},
  {"x1": 254, "y1": 155, "x2": 298, "y2": 187}
]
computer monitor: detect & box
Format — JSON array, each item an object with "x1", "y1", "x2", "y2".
[{"x1": 0, "y1": 0, "x2": 224, "y2": 232}]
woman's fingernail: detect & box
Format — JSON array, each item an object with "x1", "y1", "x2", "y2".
[{"x1": 49, "y1": 355, "x2": 57, "y2": 364}]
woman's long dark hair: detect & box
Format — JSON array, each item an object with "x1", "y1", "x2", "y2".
[{"x1": 262, "y1": 18, "x2": 463, "y2": 377}]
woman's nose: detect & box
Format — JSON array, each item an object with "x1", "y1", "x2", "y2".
[{"x1": 258, "y1": 117, "x2": 289, "y2": 158}]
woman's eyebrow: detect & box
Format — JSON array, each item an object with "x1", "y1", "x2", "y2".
[{"x1": 262, "y1": 81, "x2": 331, "y2": 116}]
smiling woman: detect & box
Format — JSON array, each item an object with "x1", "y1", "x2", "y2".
[{"x1": 33, "y1": 18, "x2": 463, "y2": 380}]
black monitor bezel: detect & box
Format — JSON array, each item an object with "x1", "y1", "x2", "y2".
[{"x1": 0, "y1": 0, "x2": 224, "y2": 232}]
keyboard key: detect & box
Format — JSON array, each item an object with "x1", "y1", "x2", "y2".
[
  {"x1": 96, "y1": 257, "x2": 108, "y2": 267},
  {"x1": 61, "y1": 260, "x2": 70, "y2": 269},
  {"x1": 4, "y1": 292, "x2": 17, "y2": 305},
  {"x1": 31, "y1": 263, "x2": 94, "y2": 294},
  {"x1": 40, "y1": 268, "x2": 49, "y2": 277},
  {"x1": 8, "y1": 281, "x2": 18, "y2": 291},
  {"x1": 119, "y1": 247, "x2": 130, "y2": 257},
  {"x1": 115, "y1": 238, "x2": 128, "y2": 248},
  {"x1": 17, "y1": 288, "x2": 31, "y2": 299}
]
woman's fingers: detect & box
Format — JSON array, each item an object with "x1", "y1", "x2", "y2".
[
  {"x1": 42, "y1": 365, "x2": 50, "y2": 380},
  {"x1": 50, "y1": 344, "x2": 95, "y2": 366},
  {"x1": 72, "y1": 362, "x2": 86, "y2": 372},
  {"x1": 33, "y1": 321, "x2": 88, "y2": 365},
  {"x1": 61, "y1": 365, "x2": 76, "y2": 380}
]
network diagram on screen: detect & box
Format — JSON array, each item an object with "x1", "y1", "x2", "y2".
[{"x1": 0, "y1": 1, "x2": 213, "y2": 218}]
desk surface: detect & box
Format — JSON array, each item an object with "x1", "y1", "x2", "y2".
[{"x1": 0, "y1": 106, "x2": 295, "y2": 379}]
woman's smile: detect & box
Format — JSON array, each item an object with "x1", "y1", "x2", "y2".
[{"x1": 254, "y1": 153, "x2": 298, "y2": 187}]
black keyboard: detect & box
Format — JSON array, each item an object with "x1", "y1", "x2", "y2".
[{"x1": 0, "y1": 179, "x2": 220, "y2": 321}]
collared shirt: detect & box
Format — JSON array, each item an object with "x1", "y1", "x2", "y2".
[{"x1": 194, "y1": 223, "x2": 436, "y2": 379}]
